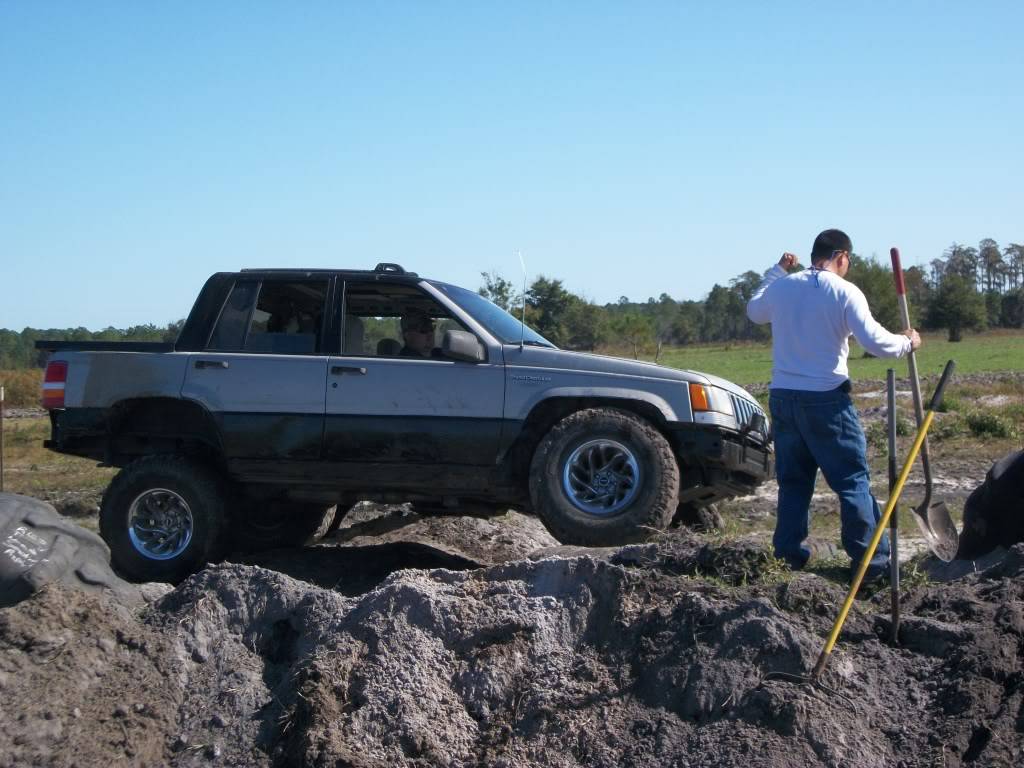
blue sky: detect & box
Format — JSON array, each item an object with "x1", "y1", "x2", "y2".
[{"x1": 2, "y1": 2, "x2": 1022, "y2": 329}]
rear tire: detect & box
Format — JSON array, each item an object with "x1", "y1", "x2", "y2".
[
  {"x1": 529, "y1": 408, "x2": 679, "y2": 546},
  {"x1": 673, "y1": 501, "x2": 724, "y2": 531},
  {"x1": 99, "y1": 455, "x2": 226, "y2": 583},
  {"x1": 227, "y1": 501, "x2": 345, "y2": 554}
]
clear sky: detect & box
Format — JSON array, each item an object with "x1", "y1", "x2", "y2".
[{"x1": 2, "y1": 1, "x2": 1021, "y2": 329}]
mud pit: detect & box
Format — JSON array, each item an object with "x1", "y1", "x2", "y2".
[{"x1": 2, "y1": 502, "x2": 1023, "y2": 768}]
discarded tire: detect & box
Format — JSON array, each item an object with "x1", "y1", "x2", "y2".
[
  {"x1": 958, "y1": 450, "x2": 1024, "y2": 560},
  {"x1": 0, "y1": 492, "x2": 141, "y2": 607},
  {"x1": 100, "y1": 455, "x2": 226, "y2": 583},
  {"x1": 529, "y1": 408, "x2": 679, "y2": 546}
]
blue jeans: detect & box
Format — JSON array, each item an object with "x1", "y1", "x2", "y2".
[{"x1": 768, "y1": 385, "x2": 889, "y2": 570}]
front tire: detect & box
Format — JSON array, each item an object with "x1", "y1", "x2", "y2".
[
  {"x1": 529, "y1": 408, "x2": 680, "y2": 546},
  {"x1": 99, "y1": 455, "x2": 226, "y2": 583}
]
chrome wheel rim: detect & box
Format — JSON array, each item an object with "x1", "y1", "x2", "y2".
[
  {"x1": 127, "y1": 488, "x2": 194, "y2": 560},
  {"x1": 562, "y1": 439, "x2": 641, "y2": 516}
]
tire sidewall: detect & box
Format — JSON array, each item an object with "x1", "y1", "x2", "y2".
[
  {"x1": 100, "y1": 459, "x2": 223, "y2": 583},
  {"x1": 530, "y1": 409, "x2": 678, "y2": 544}
]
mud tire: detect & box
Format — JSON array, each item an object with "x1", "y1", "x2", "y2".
[
  {"x1": 99, "y1": 455, "x2": 226, "y2": 584},
  {"x1": 227, "y1": 502, "x2": 343, "y2": 554},
  {"x1": 529, "y1": 408, "x2": 679, "y2": 546}
]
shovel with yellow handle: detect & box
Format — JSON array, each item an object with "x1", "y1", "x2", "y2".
[{"x1": 810, "y1": 359, "x2": 955, "y2": 681}]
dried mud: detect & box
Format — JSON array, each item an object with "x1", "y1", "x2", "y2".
[{"x1": 2, "y1": 524, "x2": 1023, "y2": 768}]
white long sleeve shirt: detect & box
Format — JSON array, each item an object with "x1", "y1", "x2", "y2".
[{"x1": 746, "y1": 264, "x2": 911, "y2": 391}]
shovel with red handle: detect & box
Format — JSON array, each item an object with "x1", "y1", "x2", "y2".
[{"x1": 890, "y1": 247, "x2": 959, "y2": 561}]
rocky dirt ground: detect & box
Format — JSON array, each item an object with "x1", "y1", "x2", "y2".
[{"x1": 2, "y1": 500, "x2": 1023, "y2": 768}]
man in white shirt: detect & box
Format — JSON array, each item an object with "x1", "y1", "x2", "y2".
[{"x1": 746, "y1": 229, "x2": 922, "y2": 582}]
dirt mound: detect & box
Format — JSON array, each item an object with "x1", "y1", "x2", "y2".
[
  {"x1": 2, "y1": 537, "x2": 1023, "y2": 767},
  {"x1": 269, "y1": 541, "x2": 1024, "y2": 767},
  {"x1": 0, "y1": 585, "x2": 177, "y2": 767}
]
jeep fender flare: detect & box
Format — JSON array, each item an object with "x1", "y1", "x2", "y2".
[
  {"x1": 514, "y1": 386, "x2": 681, "y2": 423},
  {"x1": 497, "y1": 391, "x2": 681, "y2": 485},
  {"x1": 107, "y1": 397, "x2": 226, "y2": 464}
]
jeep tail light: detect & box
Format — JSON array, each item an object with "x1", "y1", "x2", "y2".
[{"x1": 42, "y1": 361, "x2": 67, "y2": 409}]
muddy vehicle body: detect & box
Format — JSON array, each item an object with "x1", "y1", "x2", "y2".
[{"x1": 38, "y1": 264, "x2": 772, "y2": 581}]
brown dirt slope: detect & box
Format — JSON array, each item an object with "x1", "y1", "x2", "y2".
[{"x1": 1, "y1": 537, "x2": 1023, "y2": 767}]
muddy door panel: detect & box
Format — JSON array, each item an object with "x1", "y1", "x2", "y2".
[
  {"x1": 324, "y1": 357, "x2": 505, "y2": 465},
  {"x1": 181, "y1": 353, "x2": 328, "y2": 461}
]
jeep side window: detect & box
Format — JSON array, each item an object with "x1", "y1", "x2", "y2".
[
  {"x1": 244, "y1": 281, "x2": 329, "y2": 355},
  {"x1": 208, "y1": 280, "x2": 258, "y2": 351},
  {"x1": 342, "y1": 282, "x2": 468, "y2": 357}
]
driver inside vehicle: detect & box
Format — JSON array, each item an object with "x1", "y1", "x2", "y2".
[{"x1": 399, "y1": 309, "x2": 440, "y2": 357}]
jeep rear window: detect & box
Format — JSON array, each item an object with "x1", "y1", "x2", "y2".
[
  {"x1": 433, "y1": 283, "x2": 554, "y2": 347},
  {"x1": 245, "y1": 280, "x2": 328, "y2": 354},
  {"x1": 207, "y1": 279, "x2": 328, "y2": 354}
]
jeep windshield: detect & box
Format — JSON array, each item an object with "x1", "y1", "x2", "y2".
[{"x1": 433, "y1": 282, "x2": 556, "y2": 347}]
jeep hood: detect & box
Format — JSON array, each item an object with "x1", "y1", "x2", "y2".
[{"x1": 503, "y1": 346, "x2": 761, "y2": 404}]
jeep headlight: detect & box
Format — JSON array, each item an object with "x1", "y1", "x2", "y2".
[{"x1": 688, "y1": 383, "x2": 734, "y2": 415}]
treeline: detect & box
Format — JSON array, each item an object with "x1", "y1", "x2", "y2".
[
  {"x1": 3, "y1": 238, "x2": 1021, "y2": 368},
  {"x1": 482, "y1": 238, "x2": 1024, "y2": 354},
  {"x1": 0, "y1": 322, "x2": 184, "y2": 369}
]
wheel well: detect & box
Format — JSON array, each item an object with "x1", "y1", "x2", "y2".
[
  {"x1": 107, "y1": 398, "x2": 223, "y2": 467},
  {"x1": 501, "y1": 397, "x2": 670, "y2": 486}
]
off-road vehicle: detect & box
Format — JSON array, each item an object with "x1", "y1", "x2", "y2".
[{"x1": 39, "y1": 264, "x2": 772, "y2": 581}]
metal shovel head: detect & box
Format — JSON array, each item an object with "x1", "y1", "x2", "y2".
[{"x1": 909, "y1": 501, "x2": 959, "y2": 562}]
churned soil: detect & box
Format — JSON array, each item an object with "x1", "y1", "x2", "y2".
[{"x1": 2, "y1": 519, "x2": 1023, "y2": 768}]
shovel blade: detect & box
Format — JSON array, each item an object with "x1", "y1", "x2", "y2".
[{"x1": 909, "y1": 502, "x2": 959, "y2": 562}]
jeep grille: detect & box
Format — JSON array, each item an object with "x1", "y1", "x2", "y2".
[{"x1": 730, "y1": 394, "x2": 767, "y2": 435}]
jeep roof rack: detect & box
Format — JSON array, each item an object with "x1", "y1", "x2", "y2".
[
  {"x1": 374, "y1": 263, "x2": 415, "y2": 275},
  {"x1": 239, "y1": 264, "x2": 418, "y2": 278}
]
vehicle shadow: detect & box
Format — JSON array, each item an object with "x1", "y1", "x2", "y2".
[{"x1": 236, "y1": 541, "x2": 482, "y2": 596}]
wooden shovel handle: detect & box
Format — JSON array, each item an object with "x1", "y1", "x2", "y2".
[{"x1": 890, "y1": 247, "x2": 906, "y2": 296}]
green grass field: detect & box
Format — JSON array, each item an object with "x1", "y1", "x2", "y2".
[
  {"x1": 2, "y1": 330, "x2": 1022, "y2": 408},
  {"x1": 653, "y1": 329, "x2": 1024, "y2": 386}
]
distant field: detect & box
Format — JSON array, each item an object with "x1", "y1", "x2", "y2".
[
  {"x1": 0, "y1": 369, "x2": 42, "y2": 408},
  {"x1": 654, "y1": 329, "x2": 1024, "y2": 386},
  {"x1": 0, "y1": 416, "x2": 115, "y2": 527}
]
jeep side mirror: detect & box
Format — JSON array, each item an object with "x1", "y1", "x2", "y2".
[{"x1": 441, "y1": 330, "x2": 486, "y2": 363}]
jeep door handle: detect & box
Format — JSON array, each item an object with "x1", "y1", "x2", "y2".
[
  {"x1": 195, "y1": 360, "x2": 229, "y2": 370},
  {"x1": 331, "y1": 365, "x2": 367, "y2": 375}
]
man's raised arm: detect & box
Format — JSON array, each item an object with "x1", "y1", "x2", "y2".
[{"x1": 746, "y1": 252, "x2": 798, "y2": 324}]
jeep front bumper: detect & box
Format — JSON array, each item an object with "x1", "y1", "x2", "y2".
[{"x1": 669, "y1": 426, "x2": 774, "y2": 505}]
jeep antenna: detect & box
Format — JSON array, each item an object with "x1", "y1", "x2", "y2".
[{"x1": 518, "y1": 249, "x2": 527, "y2": 350}]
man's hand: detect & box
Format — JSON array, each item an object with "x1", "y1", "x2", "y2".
[
  {"x1": 778, "y1": 252, "x2": 800, "y2": 270},
  {"x1": 903, "y1": 328, "x2": 922, "y2": 351}
]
